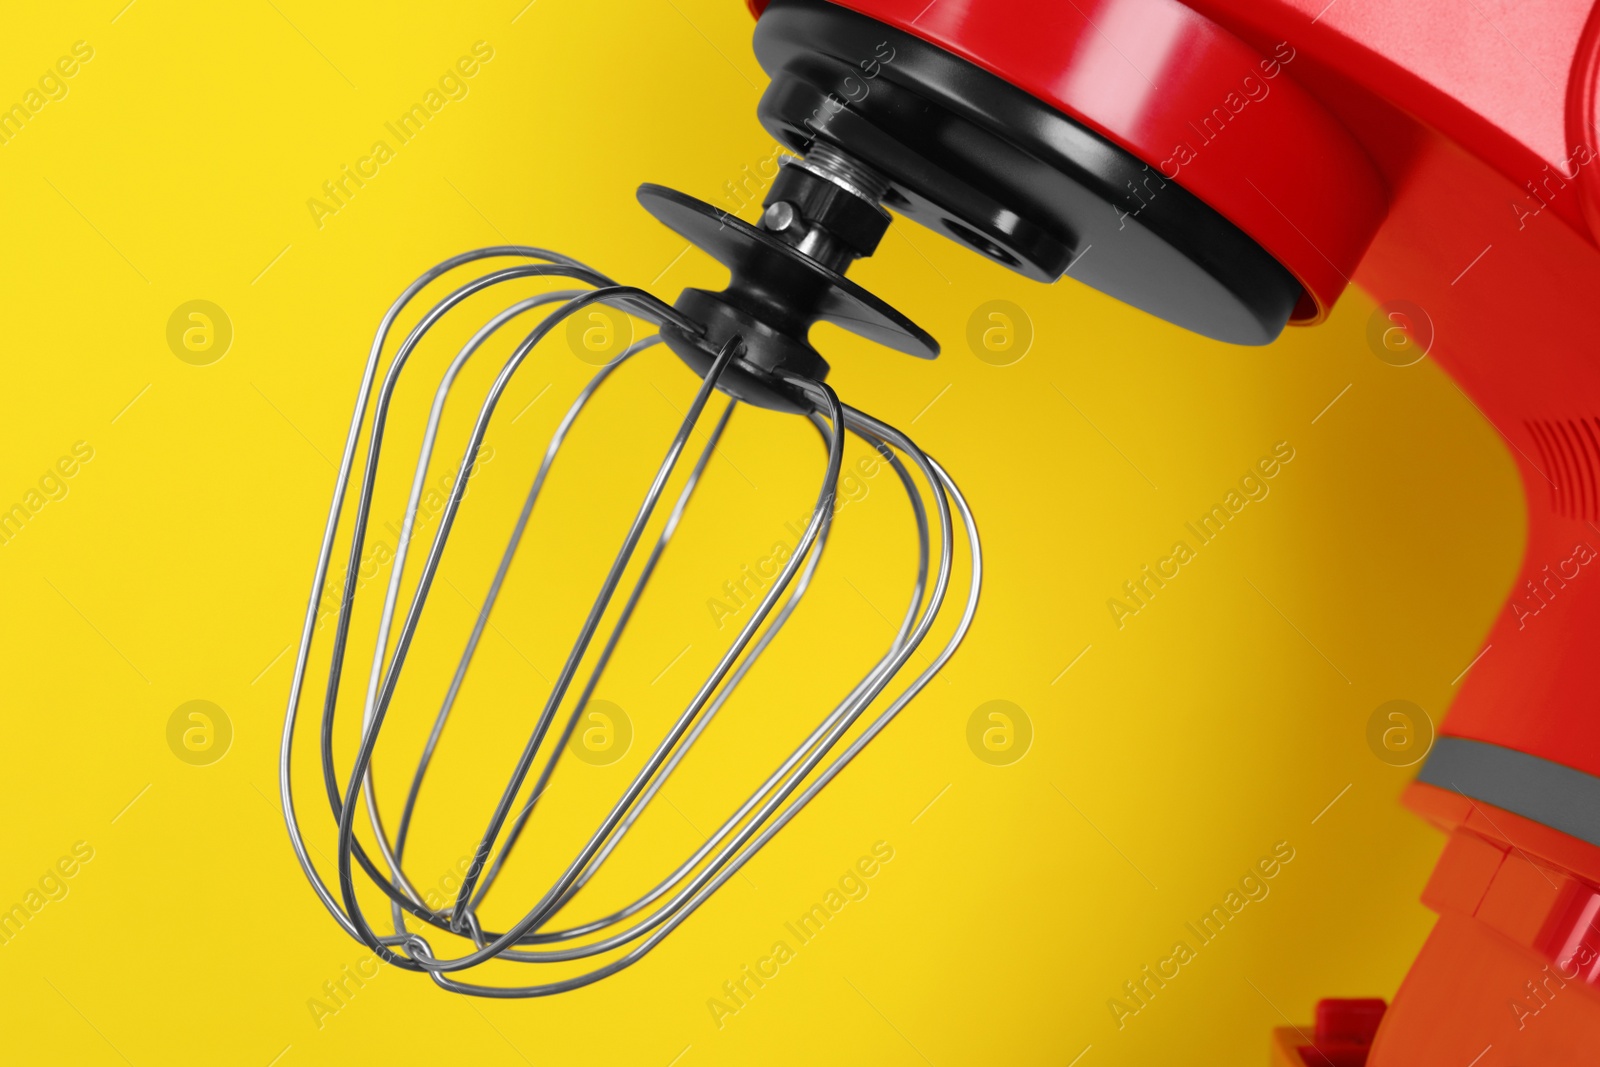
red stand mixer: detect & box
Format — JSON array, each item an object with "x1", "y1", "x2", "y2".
[
  {"x1": 282, "y1": 0, "x2": 1600, "y2": 1058},
  {"x1": 733, "y1": 0, "x2": 1600, "y2": 1060}
]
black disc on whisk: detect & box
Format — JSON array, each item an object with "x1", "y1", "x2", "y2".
[{"x1": 637, "y1": 180, "x2": 937, "y2": 415}]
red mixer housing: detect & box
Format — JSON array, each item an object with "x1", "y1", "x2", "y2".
[{"x1": 742, "y1": 0, "x2": 1600, "y2": 1061}]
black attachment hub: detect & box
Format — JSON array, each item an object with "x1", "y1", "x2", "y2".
[
  {"x1": 637, "y1": 161, "x2": 936, "y2": 415},
  {"x1": 750, "y1": 0, "x2": 1305, "y2": 345}
]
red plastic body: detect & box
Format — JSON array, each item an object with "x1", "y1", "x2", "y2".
[
  {"x1": 747, "y1": 0, "x2": 1600, "y2": 1060},
  {"x1": 1269, "y1": 998, "x2": 1386, "y2": 1066}
]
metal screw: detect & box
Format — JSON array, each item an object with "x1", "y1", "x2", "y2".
[{"x1": 762, "y1": 201, "x2": 800, "y2": 233}]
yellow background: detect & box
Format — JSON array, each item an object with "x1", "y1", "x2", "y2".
[{"x1": 0, "y1": 1, "x2": 1524, "y2": 1064}]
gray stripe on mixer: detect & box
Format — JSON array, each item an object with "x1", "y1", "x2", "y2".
[{"x1": 1417, "y1": 737, "x2": 1600, "y2": 848}]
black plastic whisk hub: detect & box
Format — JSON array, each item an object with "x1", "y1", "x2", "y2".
[{"x1": 638, "y1": 145, "x2": 937, "y2": 415}]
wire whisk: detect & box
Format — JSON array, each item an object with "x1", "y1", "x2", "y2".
[{"x1": 279, "y1": 169, "x2": 978, "y2": 997}]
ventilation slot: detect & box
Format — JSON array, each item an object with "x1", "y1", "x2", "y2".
[{"x1": 1525, "y1": 418, "x2": 1600, "y2": 521}]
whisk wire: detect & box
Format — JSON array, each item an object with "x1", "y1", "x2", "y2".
[
  {"x1": 282, "y1": 247, "x2": 636, "y2": 946},
  {"x1": 438, "y1": 334, "x2": 745, "y2": 933},
  {"x1": 389, "y1": 333, "x2": 665, "y2": 887},
  {"x1": 419, "y1": 392, "x2": 982, "y2": 996},
  {"x1": 367, "y1": 288, "x2": 595, "y2": 908},
  {"x1": 492, "y1": 422, "x2": 932, "y2": 949},
  {"x1": 332, "y1": 287, "x2": 722, "y2": 962},
  {"x1": 468, "y1": 396, "x2": 739, "y2": 911}
]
